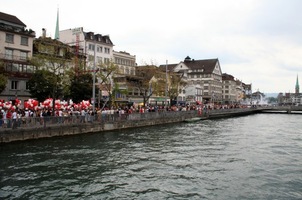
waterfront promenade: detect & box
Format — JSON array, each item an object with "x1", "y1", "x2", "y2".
[
  {"x1": 0, "y1": 107, "x2": 255, "y2": 143},
  {"x1": 1, "y1": 105, "x2": 301, "y2": 143}
]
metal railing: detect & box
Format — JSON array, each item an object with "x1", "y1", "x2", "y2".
[
  {"x1": 1, "y1": 107, "x2": 272, "y2": 131},
  {"x1": 0, "y1": 110, "x2": 200, "y2": 130}
]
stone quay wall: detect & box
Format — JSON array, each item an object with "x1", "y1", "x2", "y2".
[{"x1": 0, "y1": 108, "x2": 261, "y2": 144}]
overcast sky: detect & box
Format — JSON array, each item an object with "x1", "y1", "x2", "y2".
[{"x1": 3, "y1": 0, "x2": 302, "y2": 93}]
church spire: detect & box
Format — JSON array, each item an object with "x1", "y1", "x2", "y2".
[
  {"x1": 54, "y1": 8, "x2": 59, "y2": 40},
  {"x1": 295, "y1": 74, "x2": 299, "y2": 94}
]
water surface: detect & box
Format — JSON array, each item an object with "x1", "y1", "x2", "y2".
[{"x1": 1, "y1": 114, "x2": 302, "y2": 199}]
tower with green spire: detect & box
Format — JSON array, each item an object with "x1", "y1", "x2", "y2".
[
  {"x1": 295, "y1": 74, "x2": 299, "y2": 94},
  {"x1": 54, "y1": 8, "x2": 59, "y2": 40}
]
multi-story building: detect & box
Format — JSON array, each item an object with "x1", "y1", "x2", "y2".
[
  {"x1": 59, "y1": 27, "x2": 114, "y2": 71},
  {"x1": 112, "y1": 50, "x2": 136, "y2": 102},
  {"x1": 161, "y1": 56, "x2": 223, "y2": 104},
  {"x1": 0, "y1": 11, "x2": 36, "y2": 103},
  {"x1": 113, "y1": 50, "x2": 136, "y2": 75},
  {"x1": 222, "y1": 73, "x2": 237, "y2": 104}
]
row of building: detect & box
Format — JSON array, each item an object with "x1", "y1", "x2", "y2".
[{"x1": 0, "y1": 11, "x2": 255, "y2": 107}]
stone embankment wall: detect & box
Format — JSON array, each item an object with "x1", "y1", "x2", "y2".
[{"x1": 0, "y1": 108, "x2": 261, "y2": 143}]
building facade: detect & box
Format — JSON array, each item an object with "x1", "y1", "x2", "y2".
[
  {"x1": 59, "y1": 27, "x2": 114, "y2": 71},
  {"x1": 222, "y1": 73, "x2": 237, "y2": 104},
  {"x1": 161, "y1": 56, "x2": 223, "y2": 104},
  {"x1": 0, "y1": 12, "x2": 36, "y2": 103}
]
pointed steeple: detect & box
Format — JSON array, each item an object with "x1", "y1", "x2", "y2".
[
  {"x1": 295, "y1": 74, "x2": 299, "y2": 94},
  {"x1": 54, "y1": 8, "x2": 59, "y2": 40}
]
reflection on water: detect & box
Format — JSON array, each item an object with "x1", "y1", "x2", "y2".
[{"x1": 1, "y1": 114, "x2": 302, "y2": 199}]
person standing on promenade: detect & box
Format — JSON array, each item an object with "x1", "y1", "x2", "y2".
[
  {"x1": 6, "y1": 109, "x2": 12, "y2": 128},
  {"x1": 12, "y1": 109, "x2": 17, "y2": 129},
  {"x1": 1, "y1": 109, "x2": 7, "y2": 128},
  {"x1": 24, "y1": 108, "x2": 30, "y2": 126},
  {"x1": 80, "y1": 109, "x2": 86, "y2": 123}
]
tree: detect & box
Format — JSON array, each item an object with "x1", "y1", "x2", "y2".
[
  {"x1": 30, "y1": 37, "x2": 72, "y2": 115},
  {"x1": 68, "y1": 73, "x2": 93, "y2": 103},
  {"x1": 133, "y1": 65, "x2": 160, "y2": 107},
  {"x1": 0, "y1": 62, "x2": 8, "y2": 94},
  {"x1": 27, "y1": 69, "x2": 60, "y2": 102},
  {"x1": 167, "y1": 72, "x2": 185, "y2": 105},
  {"x1": 96, "y1": 61, "x2": 118, "y2": 108}
]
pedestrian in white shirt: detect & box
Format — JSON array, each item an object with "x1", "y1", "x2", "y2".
[{"x1": 12, "y1": 109, "x2": 17, "y2": 129}]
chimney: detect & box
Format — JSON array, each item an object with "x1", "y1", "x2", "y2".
[{"x1": 42, "y1": 28, "x2": 46, "y2": 38}]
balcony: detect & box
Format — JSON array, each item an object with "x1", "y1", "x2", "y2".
[{"x1": 0, "y1": 53, "x2": 29, "y2": 63}]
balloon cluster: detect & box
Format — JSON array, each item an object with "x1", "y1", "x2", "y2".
[
  {"x1": 0, "y1": 99, "x2": 21, "y2": 110},
  {"x1": 0, "y1": 98, "x2": 91, "y2": 111}
]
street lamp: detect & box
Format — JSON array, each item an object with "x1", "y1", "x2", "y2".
[
  {"x1": 92, "y1": 40, "x2": 96, "y2": 114},
  {"x1": 165, "y1": 60, "x2": 168, "y2": 110}
]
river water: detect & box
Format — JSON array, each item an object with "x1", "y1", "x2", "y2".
[{"x1": 0, "y1": 113, "x2": 302, "y2": 199}]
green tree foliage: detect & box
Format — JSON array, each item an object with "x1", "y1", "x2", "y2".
[
  {"x1": 27, "y1": 69, "x2": 60, "y2": 102},
  {"x1": 0, "y1": 74, "x2": 7, "y2": 94},
  {"x1": 30, "y1": 37, "x2": 72, "y2": 114},
  {"x1": 68, "y1": 73, "x2": 93, "y2": 103},
  {"x1": 167, "y1": 72, "x2": 185, "y2": 104},
  {"x1": 96, "y1": 61, "x2": 118, "y2": 108},
  {"x1": 0, "y1": 62, "x2": 8, "y2": 94},
  {"x1": 133, "y1": 65, "x2": 160, "y2": 107}
]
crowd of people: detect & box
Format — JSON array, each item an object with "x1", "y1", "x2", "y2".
[{"x1": 0, "y1": 101, "x2": 249, "y2": 129}]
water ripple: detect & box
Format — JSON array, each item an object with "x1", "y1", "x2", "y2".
[{"x1": 1, "y1": 114, "x2": 302, "y2": 199}]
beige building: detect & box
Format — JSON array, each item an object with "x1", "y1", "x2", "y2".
[
  {"x1": 112, "y1": 50, "x2": 136, "y2": 101},
  {"x1": 0, "y1": 12, "x2": 36, "y2": 103},
  {"x1": 222, "y1": 73, "x2": 237, "y2": 104}
]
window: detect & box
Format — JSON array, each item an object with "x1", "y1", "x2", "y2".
[
  {"x1": 6, "y1": 63, "x2": 12, "y2": 71},
  {"x1": 18, "y1": 64, "x2": 23, "y2": 72},
  {"x1": 5, "y1": 49, "x2": 13, "y2": 60},
  {"x1": 88, "y1": 44, "x2": 95, "y2": 51},
  {"x1": 11, "y1": 81, "x2": 18, "y2": 90},
  {"x1": 20, "y1": 51, "x2": 28, "y2": 60},
  {"x1": 21, "y1": 36, "x2": 28, "y2": 46},
  {"x1": 12, "y1": 64, "x2": 18, "y2": 72},
  {"x1": 6, "y1": 33, "x2": 14, "y2": 43},
  {"x1": 125, "y1": 67, "x2": 129, "y2": 75},
  {"x1": 104, "y1": 48, "x2": 110, "y2": 54},
  {"x1": 97, "y1": 46, "x2": 103, "y2": 53},
  {"x1": 104, "y1": 58, "x2": 110, "y2": 64},
  {"x1": 97, "y1": 56, "x2": 102, "y2": 63},
  {"x1": 26, "y1": 81, "x2": 30, "y2": 90}
]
